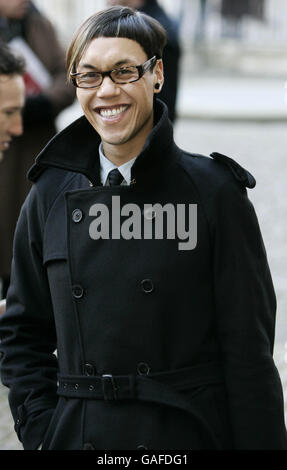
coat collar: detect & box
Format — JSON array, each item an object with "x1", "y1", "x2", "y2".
[{"x1": 28, "y1": 99, "x2": 176, "y2": 187}]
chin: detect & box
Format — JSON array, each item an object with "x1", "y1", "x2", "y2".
[
  {"x1": 100, "y1": 130, "x2": 131, "y2": 146},
  {"x1": 102, "y1": 137, "x2": 129, "y2": 146}
]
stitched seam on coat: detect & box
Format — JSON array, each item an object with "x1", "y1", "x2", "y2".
[{"x1": 175, "y1": 154, "x2": 214, "y2": 251}]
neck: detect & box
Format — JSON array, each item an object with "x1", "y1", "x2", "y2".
[{"x1": 102, "y1": 112, "x2": 154, "y2": 166}]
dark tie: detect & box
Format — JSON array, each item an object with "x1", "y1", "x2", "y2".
[{"x1": 108, "y1": 168, "x2": 124, "y2": 186}]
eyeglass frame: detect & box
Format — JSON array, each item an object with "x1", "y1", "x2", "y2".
[{"x1": 70, "y1": 55, "x2": 158, "y2": 89}]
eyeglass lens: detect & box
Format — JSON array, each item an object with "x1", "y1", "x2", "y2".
[{"x1": 75, "y1": 67, "x2": 139, "y2": 88}]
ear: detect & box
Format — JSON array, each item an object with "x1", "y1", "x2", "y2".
[{"x1": 153, "y1": 59, "x2": 164, "y2": 94}]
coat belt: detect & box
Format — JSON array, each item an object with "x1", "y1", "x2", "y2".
[{"x1": 57, "y1": 362, "x2": 224, "y2": 449}]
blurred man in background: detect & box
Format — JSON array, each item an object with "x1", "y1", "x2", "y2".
[
  {"x1": 107, "y1": 0, "x2": 181, "y2": 122},
  {"x1": 0, "y1": 0, "x2": 75, "y2": 299},
  {"x1": 0, "y1": 40, "x2": 25, "y2": 315},
  {"x1": 0, "y1": 42, "x2": 24, "y2": 161}
]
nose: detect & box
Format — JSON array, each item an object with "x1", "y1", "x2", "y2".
[
  {"x1": 9, "y1": 114, "x2": 23, "y2": 137},
  {"x1": 96, "y1": 75, "x2": 120, "y2": 98}
]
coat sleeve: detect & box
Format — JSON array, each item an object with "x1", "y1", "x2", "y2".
[
  {"x1": 0, "y1": 185, "x2": 58, "y2": 450},
  {"x1": 212, "y1": 179, "x2": 287, "y2": 449}
]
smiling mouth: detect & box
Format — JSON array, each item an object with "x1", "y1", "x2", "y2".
[{"x1": 96, "y1": 105, "x2": 129, "y2": 119}]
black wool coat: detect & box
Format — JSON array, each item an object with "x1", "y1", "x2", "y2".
[{"x1": 0, "y1": 100, "x2": 286, "y2": 450}]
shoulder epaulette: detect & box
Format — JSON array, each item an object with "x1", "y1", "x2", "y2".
[{"x1": 210, "y1": 152, "x2": 256, "y2": 189}]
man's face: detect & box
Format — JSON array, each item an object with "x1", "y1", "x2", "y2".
[
  {"x1": 0, "y1": 0, "x2": 30, "y2": 19},
  {"x1": 76, "y1": 37, "x2": 163, "y2": 156},
  {"x1": 0, "y1": 74, "x2": 25, "y2": 161}
]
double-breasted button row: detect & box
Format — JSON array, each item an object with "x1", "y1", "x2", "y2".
[
  {"x1": 73, "y1": 207, "x2": 157, "y2": 223},
  {"x1": 72, "y1": 280, "x2": 154, "y2": 299}
]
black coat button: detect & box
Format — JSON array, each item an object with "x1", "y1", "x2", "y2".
[
  {"x1": 137, "y1": 444, "x2": 148, "y2": 450},
  {"x1": 72, "y1": 209, "x2": 83, "y2": 223},
  {"x1": 141, "y1": 279, "x2": 154, "y2": 294},
  {"x1": 84, "y1": 363, "x2": 96, "y2": 376},
  {"x1": 72, "y1": 285, "x2": 84, "y2": 299},
  {"x1": 143, "y1": 207, "x2": 156, "y2": 220},
  {"x1": 83, "y1": 442, "x2": 95, "y2": 450},
  {"x1": 137, "y1": 362, "x2": 151, "y2": 375}
]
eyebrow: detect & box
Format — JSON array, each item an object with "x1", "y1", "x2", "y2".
[{"x1": 78, "y1": 59, "x2": 136, "y2": 71}]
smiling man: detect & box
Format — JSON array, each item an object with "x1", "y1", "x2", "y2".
[
  {"x1": 73, "y1": 35, "x2": 163, "y2": 165},
  {"x1": 0, "y1": 42, "x2": 24, "y2": 309},
  {"x1": 0, "y1": 6, "x2": 286, "y2": 451},
  {"x1": 0, "y1": 41, "x2": 25, "y2": 163}
]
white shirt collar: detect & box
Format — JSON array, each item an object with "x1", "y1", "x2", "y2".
[{"x1": 99, "y1": 143, "x2": 137, "y2": 186}]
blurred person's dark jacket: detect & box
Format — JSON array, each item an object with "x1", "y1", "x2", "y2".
[
  {"x1": 221, "y1": 0, "x2": 265, "y2": 20},
  {"x1": 0, "y1": 2, "x2": 75, "y2": 287},
  {"x1": 139, "y1": 0, "x2": 181, "y2": 123}
]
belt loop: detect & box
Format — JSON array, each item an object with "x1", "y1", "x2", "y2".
[{"x1": 102, "y1": 374, "x2": 118, "y2": 401}]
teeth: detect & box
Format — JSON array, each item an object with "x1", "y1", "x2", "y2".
[{"x1": 100, "y1": 105, "x2": 128, "y2": 118}]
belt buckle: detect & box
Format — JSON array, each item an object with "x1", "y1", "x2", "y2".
[{"x1": 102, "y1": 374, "x2": 118, "y2": 401}]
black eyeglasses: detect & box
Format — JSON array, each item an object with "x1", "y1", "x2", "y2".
[{"x1": 70, "y1": 56, "x2": 157, "y2": 89}]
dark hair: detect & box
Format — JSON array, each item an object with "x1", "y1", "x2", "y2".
[
  {"x1": 66, "y1": 6, "x2": 167, "y2": 78},
  {"x1": 0, "y1": 41, "x2": 25, "y2": 76}
]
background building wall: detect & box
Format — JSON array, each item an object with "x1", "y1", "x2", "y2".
[
  {"x1": 33, "y1": 0, "x2": 182, "y2": 46},
  {"x1": 33, "y1": 0, "x2": 287, "y2": 48}
]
